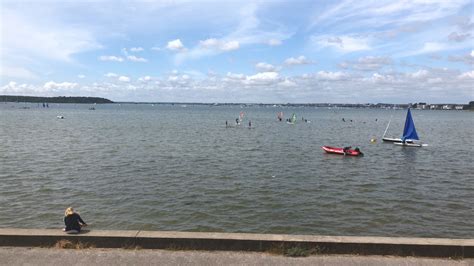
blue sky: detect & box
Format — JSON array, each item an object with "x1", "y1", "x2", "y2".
[{"x1": 1, "y1": 0, "x2": 473, "y2": 103}]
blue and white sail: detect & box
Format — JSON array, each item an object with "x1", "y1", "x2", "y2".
[{"x1": 401, "y1": 108, "x2": 419, "y2": 141}]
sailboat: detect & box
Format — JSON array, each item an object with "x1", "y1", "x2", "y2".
[
  {"x1": 277, "y1": 111, "x2": 283, "y2": 122},
  {"x1": 239, "y1": 111, "x2": 245, "y2": 123},
  {"x1": 287, "y1": 113, "x2": 297, "y2": 124},
  {"x1": 382, "y1": 115, "x2": 414, "y2": 143},
  {"x1": 394, "y1": 108, "x2": 423, "y2": 147}
]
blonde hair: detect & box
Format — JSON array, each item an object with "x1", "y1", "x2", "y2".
[{"x1": 65, "y1": 207, "x2": 75, "y2": 216}]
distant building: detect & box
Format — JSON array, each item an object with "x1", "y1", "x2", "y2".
[
  {"x1": 415, "y1": 102, "x2": 427, "y2": 109},
  {"x1": 455, "y1": 105, "x2": 464, "y2": 110},
  {"x1": 430, "y1": 104, "x2": 438, "y2": 110},
  {"x1": 442, "y1": 105, "x2": 452, "y2": 110}
]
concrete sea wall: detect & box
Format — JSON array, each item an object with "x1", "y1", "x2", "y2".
[{"x1": 0, "y1": 229, "x2": 472, "y2": 258}]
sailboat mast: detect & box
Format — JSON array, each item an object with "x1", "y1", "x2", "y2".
[{"x1": 383, "y1": 116, "x2": 392, "y2": 137}]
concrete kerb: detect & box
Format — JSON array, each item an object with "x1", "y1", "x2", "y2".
[
  {"x1": 0, "y1": 229, "x2": 139, "y2": 249},
  {"x1": 0, "y1": 229, "x2": 472, "y2": 258}
]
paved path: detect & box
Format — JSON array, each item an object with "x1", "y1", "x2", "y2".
[{"x1": 0, "y1": 247, "x2": 472, "y2": 266}]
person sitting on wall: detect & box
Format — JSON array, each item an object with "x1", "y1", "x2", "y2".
[{"x1": 63, "y1": 207, "x2": 87, "y2": 234}]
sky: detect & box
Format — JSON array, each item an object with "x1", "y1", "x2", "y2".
[{"x1": 0, "y1": 0, "x2": 473, "y2": 103}]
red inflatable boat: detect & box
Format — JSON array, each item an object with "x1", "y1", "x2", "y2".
[{"x1": 322, "y1": 146, "x2": 363, "y2": 156}]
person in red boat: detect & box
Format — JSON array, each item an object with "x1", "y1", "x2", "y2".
[{"x1": 343, "y1": 146, "x2": 351, "y2": 155}]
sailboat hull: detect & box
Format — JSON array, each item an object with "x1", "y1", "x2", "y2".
[
  {"x1": 382, "y1": 137, "x2": 414, "y2": 143},
  {"x1": 394, "y1": 142, "x2": 422, "y2": 147}
]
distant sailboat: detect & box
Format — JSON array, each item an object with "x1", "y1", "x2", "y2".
[
  {"x1": 394, "y1": 108, "x2": 423, "y2": 147},
  {"x1": 277, "y1": 111, "x2": 283, "y2": 121},
  {"x1": 287, "y1": 113, "x2": 296, "y2": 124},
  {"x1": 239, "y1": 111, "x2": 245, "y2": 123}
]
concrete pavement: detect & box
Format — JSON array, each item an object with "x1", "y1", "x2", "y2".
[{"x1": 0, "y1": 247, "x2": 472, "y2": 266}]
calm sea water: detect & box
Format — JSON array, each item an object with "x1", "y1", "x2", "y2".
[{"x1": 0, "y1": 102, "x2": 473, "y2": 238}]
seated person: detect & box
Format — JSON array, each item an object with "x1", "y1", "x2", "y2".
[{"x1": 63, "y1": 207, "x2": 87, "y2": 234}]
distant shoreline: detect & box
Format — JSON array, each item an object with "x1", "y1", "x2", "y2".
[
  {"x1": 0, "y1": 95, "x2": 113, "y2": 104},
  {"x1": 1, "y1": 95, "x2": 472, "y2": 110}
]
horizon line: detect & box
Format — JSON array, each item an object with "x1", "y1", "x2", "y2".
[{"x1": 0, "y1": 95, "x2": 471, "y2": 105}]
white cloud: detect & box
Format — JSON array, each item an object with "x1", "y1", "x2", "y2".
[
  {"x1": 167, "y1": 39, "x2": 186, "y2": 51},
  {"x1": 182, "y1": 70, "x2": 206, "y2": 79},
  {"x1": 104, "y1": 72, "x2": 118, "y2": 78},
  {"x1": 399, "y1": 41, "x2": 473, "y2": 57},
  {"x1": 458, "y1": 70, "x2": 474, "y2": 79},
  {"x1": 255, "y1": 62, "x2": 277, "y2": 72},
  {"x1": 175, "y1": 39, "x2": 240, "y2": 64},
  {"x1": 3, "y1": 67, "x2": 472, "y2": 103},
  {"x1": 77, "y1": 74, "x2": 86, "y2": 79},
  {"x1": 221, "y1": 40, "x2": 240, "y2": 51},
  {"x1": 99, "y1": 55, "x2": 124, "y2": 62},
  {"x1": 367, "y1": 73, "x2": 395, "y2": 83},
  {"x1": 428, "y1": 77, "x2": 443, "y2": 83},
  {"x1": 220, "y1": 3, "x2": 291, "y2": 48},
  {"x1": 247, "y1": 72, "x2": 279, "y2": 81},
  {"x1": 410, "y1": 69, "x2": 429, "y2": 79},
  {"x1": 0, "y1": 81, "x2": 36, "y2": 94},
  {"x1": 138, "y1": 76, "x2": 152, "y2": 82},
  {"x1": 310, "y1": 1, "x2": 468, "y2": 31},
  {"x1": 130, "y1": 47, "x2": 144, "y2": 52},
  {"x1": 127, "y1": 55, "x2": 148, "y2": 62},
  {"x1": 419, "y1": 42, "x2": 446, "y2": 53},
  {"x1": 173, "y1": 4, "x2": 291, "y2": 64},
  {"x1": 448, "y1": 50, "x2": 474, "y2": 65},
  {"x1": 245, "y1": 72, "x2": 280, "y2": 85},
  {"x1": 316, "y1": 71, "x2": 348, "y2": 81},
  {"x1": 313, "y1": 35, "x2": 371, "y2": 52},
  {"x1": 2, "y1": 2, "x2": 472, "y2": 103},
  {"x1": 268, "y1": 39, "x2": 282, "y2": 46},
  {"x1": 224, "y1": 71, "x2": 281, "y2": 85},
  {"x1": 0, "y1": 66, "x2": 38, "y2": 79},
  {"x1": 118, "y1": 76, "x2": 131, "y2": 82},
  {"x1": 278, "y1": 78, "x2": 297, "y2": 87},
  {"x1": 448, "y1": 32, "x2": 471, "y2": 42},
  {"x1": 307, "y1": 1, "x2": 472, "y2": 59},
  {"x1": 341, "y1": 56, "x2": 392, "y2": 71},
  {"x1": 199, "y1": 38, "x2": 240, "y2": 51},
  {"x1": 44, "y1": 81, "x2": 78, "y2": 91},
  {"x1": 167, "y1": 74, "x2": 191, "y2": 85},
  {"x1": 284, "y1": 56, "x2": 312, "y2": 66},
  {"x1": 1, "y1": 8, "x2": 101, "y2": 63},
  {"x1": 225, "y1": 72, "x2": 246, "y2": 80}
]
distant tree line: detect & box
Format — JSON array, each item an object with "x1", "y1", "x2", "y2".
[{"x1": 0, "y1": 95, "x2": 113, "y2": 104}]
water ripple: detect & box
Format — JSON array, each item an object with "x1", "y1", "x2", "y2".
[{"x1": 0, "y1": 104, "x2": 473, "y2": 237}]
